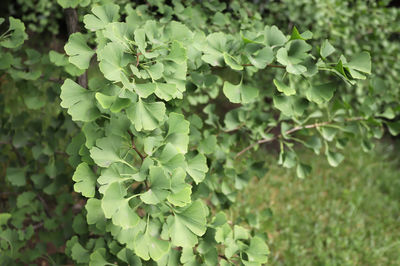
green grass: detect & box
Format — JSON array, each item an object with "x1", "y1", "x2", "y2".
[{"x1": 238, "y1": 141, "x2": 400, "y2": 265}]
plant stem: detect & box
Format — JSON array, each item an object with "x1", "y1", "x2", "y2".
[{"x1": 235, "y1": 117, "x2": 364, "y2": 158}]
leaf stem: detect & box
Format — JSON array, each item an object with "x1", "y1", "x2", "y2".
[{"x1": 235, "y1": 117, "x2": 364, "y2": 158}]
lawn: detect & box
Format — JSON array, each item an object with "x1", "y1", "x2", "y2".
[{"x1": 238, "y1": 140, "x2": 400, "y2": 265}]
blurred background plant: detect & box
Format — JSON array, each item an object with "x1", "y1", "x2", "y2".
[{"x1": 0, "y1": 0, "x2": 399, "y2": 264}]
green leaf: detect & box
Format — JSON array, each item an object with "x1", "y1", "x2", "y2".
[
  {"x1": 90, "y1": 248, "x2": 110, "y2": 266},
  {"x1": 273, "y1": 79, "x2": 295, "y2": 96},
  {"x1": 155, "y1": 83, "x2": 177, "y2": 101},
  {"x1": 325, "y1": 149, "x2": 344, "y2": 167},
  {"x1": 273, "y1": 95, "x2": 308, "y2": 117},
  {"x1": 85, "y1": 198, "x2": 106, "y2": 226},
  {"x1": 165, "y1": 113, "x2": 190, "y2": 154},
  {"x1": 132, "y1": 82, "x2": 156, "y2": 98},
  {"x1": 165, "y1": 41, "x2": 187, "y2": 64},
  {"x1": 245, "y1": 236, "x2": 269, "y2": 264},
  {"x1": 83, "y1": 3, "x2": 120, "y2": 31},
  {"x1": 320, "y1": 40, "x2": 335, "y2": 58},
  {"x1": 6, "y1": 167, "x2": 26, "y2": 186},
  {"x1": 126, "y1": 99, "x2": 166, "y2": 131},
  {"x1": 98, "y1": 42, "x2": 130, "y2": 82},
  {"x1": 223, "y1": 52, "x2": 243, "y2": 70},
  {"x1": 140, "y1": 166, "x2": 170, "y2": 205},
  {"x1": 17, "y1": 192, "x2": 36, "y2": 208},
  {"x1": 346, "y1": 51, "x2": 371, "y2": 75},
  {"x1": 244, "y1": 44, "x2": 274, "y2": 69},
  {"x1": 290, "y1": 26, "x2": 312, "y2": 40},
  {"x1": 90, "y1": 135, "x2": 131, "y2": 168},
  {"x1": 296, "y1": 163, "x2": 311, "y2": 179},
  {"x1": 147, "y1": 62, "x2": 164, "y2": 80},
  {"x1": 321, "y1": 127, "x2": 338, "y2": 142},
  {"x1": 57, "y1": 0, "x2": 80, "y2": 8},
  {"x1": 0, "y1": 213, "x2": 11, "y2": 226},
  {"x1": 170, "y1": 200, "x2": 207, "y2": 247},
  {"x1": 386, "y1": 121, "x2": 400, "y2": 136},
  {"x1": 101, "y1": 182, "x2": 140, "y2": 228},
  {"x1": 186, "y1": 153, "x2": 208, "y2": 184},
  {"x1": 60, "y1": 79, "x2": 100, "y2": 122},
  {"x1": 223, "y1": 80, "x2": 258, "y2": 104},
  {"x1": 264, "y1": 25, "x2": 287, "y2": 47},
  {"x1": 306, "y1": 82, "x2": 337, "y2": 104},
  {"x1": 198, "y1": 135, "x2": 217, "y2": 155},
  {"x1": 72, "y1": 162, "x2": 97, "y2": 197},
  {"x1": 277, "y1": 40, "x2": 311, "y2": 74},
  {"x1": 64, "y1": 32, "x2": 94, "y2": 70},
  {"x1": 167, "y1": 168, "x2": 192, "y2": 207},
  {"x1": 201, "y1": 32, "x2": 226, "y2": 66},
  {"x1": 135, "y1": 220, "x2": 170, "y2": 261},
  {"x1": 71, "y1": 242, "x2": 90, "y2": 264},
  {"x1": 234, "y1": 225, "x2": 249, "y2": 240},
  {"x1": 0, "y1": 17, "x2": 27, "y2": 49},
  {"x1": 159, "y1": 144, "x2": 186, "y2": 173}
]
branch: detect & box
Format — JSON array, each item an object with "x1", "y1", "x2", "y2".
[
  {"x1": 127, "y1": 131, "x2": 147, "y2": 161},
  {"x1": 64, "y1": 8, "x2": 88, "y2": 89},
  {"x1": 235, "y1": 117, "x2": 364, "y2": 158},
  {"x1": 242, "y1": 63, "x2": 286, "y2": 69},
  {"x1": 11, "y1": 145, "x2": 26, "y2": 166}
]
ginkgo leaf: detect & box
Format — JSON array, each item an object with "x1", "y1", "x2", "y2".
[
  {"x1": 167, "y1": 168, "x2": 192, "y2": 207},
  {"x1": 71, "y1": 242, "x2": 90, "y2": 264},
  {"x1": 306, "y1": 82, "x2": 337, "y2": 104},
  {"x1": 264, "y1": 25, "x2": 287, "y2": 47},
  {"x1": 98, "y1": 162, "x2": 140, "y2": 193},
  {"x1": 0, "y1": 17, "x2": 27, "y2": 49},
  {"x1": 186, "y1": 153, "x2": 208, "y2": 184},
  {"x1": 64, "y1": 32, "x2": 94, "y2": 70},
  {"x1": 147, "y1": 62, "x2": 164, "y2": 80},
  {"x1": 90, "y1": 248, "x2": 110, "y2": 266},
  {"x1": 85, "y1": 198, "x2": 106, "y2": 226},
  {"x1": 60, "y1": 79, "x2": 100, "y2": 122},
  {"x1": 158, "y1": 144, "x2": 186, "y2": 173},
  {"x1": 72, "y1": 162, "x2": 97, "y2": 197},
  {"x1": 126, "y1": 99, "x2": 166, "y2": 131},
  {"x1": 245, "y1": 236, "x2": 269, "y2": 264},
  {"x1": 320, "y1": 40, "x2": 335, "y2": 58},
  {"x1": 170, "y1": 200, "x2": 207, "y2": 247},
  {"x1": 223, "y1": 52, "x2": 243, "y2": 70},
  {"x1": 140, "y1": 166, "x2": 170, "y2": 205},
  {"x1": 165, "y1": 41, "x2": 186, "y2": 64},
  {"x1": 165, "y1": 113, "x2": 190, "y2": 154},
  {"x1": 83, "y1": 3, "x2": 120, "y2": 31},
  {"x1": 223, "y1": 80, "x2": 258, "y2": 104},
  {"x1": 98, "y1": 42, "x2": 132, "y2": 82},
  {"x1": 101, "y1": 182, "x2": 140, "y2": 228},
  {"x1": 90, "y1": 135, "x2": 132, "y2": 168},
  {"x1": 201, "y1": 32, "x2": 226, "y2": 66},
  {"x1": 273, "y1": 95, "x2": 308, "y2": 117},
  {"x1": 134, "y1": 220, "x2": 170, "y2": 261},
  {"x1": 244, "y1": 44, "x2": 274, "y2": 69},
  {"x1": 273, "y1": 79, "x2": 295, "y2": 96},
  {"x1": 155, "y1": 83, "x2": 177, "y2": 101}
]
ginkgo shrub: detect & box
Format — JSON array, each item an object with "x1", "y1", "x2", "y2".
[{"x1": 0, "y1": 0, "x2": 398, "y2": 265}]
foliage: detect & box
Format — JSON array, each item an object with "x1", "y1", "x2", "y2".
[
  {"x1": 0, "y1": 0, "x2": 398, "y2": 265},
  {"x1": 237, "y1": 141, "x2": 400, "y2": 265}
]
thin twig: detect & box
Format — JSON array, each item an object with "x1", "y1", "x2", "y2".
[
  {"x1": 11, "y1": 145, "x2": 26, "y2": 166},
  {"x1": 37, "y1": 194, "x2": 51, "y2": 218},
  {"x1": 235, "y1": 117, "x2": 364, "y2": 158},
  {"x1": 242, "y1": 63, "x2": 286, "y2": 69},
  {"x1": 127, "y1": 131, "x2": 147, "y2": 161}
]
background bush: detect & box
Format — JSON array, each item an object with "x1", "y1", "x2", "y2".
[{"x1": 0, "y1": 0, "x2": 399, "y2": 265}]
